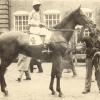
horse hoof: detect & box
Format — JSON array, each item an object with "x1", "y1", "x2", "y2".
[
  {"x1": 52, "y1": 91, "x2": 56, "y2": 95},
  {"x1": 58, "y1": 92, "x2": 63, "y2": 97},
  {"x1": 4, "y1": 90, "x2": 8, "y2": 96}
]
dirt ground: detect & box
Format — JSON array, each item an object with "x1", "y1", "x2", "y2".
[{"x1": 0, "y1": 63, "x2": 100, "y2": 100}]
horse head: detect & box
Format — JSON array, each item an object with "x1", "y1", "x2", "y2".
[
  {"x1": 53, "y1": 6, "x2": 95, "y2": 42},
  {"x1": 71, "y1": 6, "x2": 94, "y2": 30}
]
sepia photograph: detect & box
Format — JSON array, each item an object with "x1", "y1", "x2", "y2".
[{"x1": 0, "y1": 0, "x2": 100, "y2": 100}]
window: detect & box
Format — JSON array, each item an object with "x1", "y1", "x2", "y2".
[
  {"x1": 44, "y1": 10, "x2": 61, "y2": 28},
  {"x1": 14, "y1": 11, "x2": 29, "y2": 32}
]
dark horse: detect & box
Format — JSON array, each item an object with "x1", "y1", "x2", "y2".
[{"x1": 0, "y1": 6, "x2": 94, "y2": 97}]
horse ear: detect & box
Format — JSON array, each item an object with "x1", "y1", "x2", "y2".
[
  {"x1": 79, "y1": 5, "x2": 81, "y2": 8},
  {"x1": 75, "y1": 5, "x2": 81, "y2": 13},
  {"x1": 77, "y1": 5, "x2": 81, "y2": 11}
]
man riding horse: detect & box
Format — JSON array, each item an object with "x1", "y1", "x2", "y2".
[
  {"x1": 28, "y1": 0, "x2": 48, "y2": 44},
  {"x1": 28, "y1": 0, "x2": 45, "y2": 72}
]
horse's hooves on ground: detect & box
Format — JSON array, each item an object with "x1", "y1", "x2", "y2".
[
  {"x1": 58, "y1": 92, "x2": 63, "y2": 97},
  {"x1": 52, "y1": 91, "x2": 56, "y2": 95},
  {"x1": 4, "y1": 90, "x2": 8, "y2": 96}
]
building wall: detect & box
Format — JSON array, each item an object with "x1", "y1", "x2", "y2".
[{"x1": 0, "y1": 0, "x2": 10, "y2": 33}]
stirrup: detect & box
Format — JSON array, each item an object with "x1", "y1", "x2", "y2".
[{"x1": 42, "y1": 48, "x2": 52, "y2": 53}]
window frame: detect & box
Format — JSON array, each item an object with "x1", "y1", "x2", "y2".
[
  {"x1": 43, "y1": 10, "x2": 61, "y2": 28},
  {"x1": 13, "y1": 11, "x2": 29, "y2": 32}
]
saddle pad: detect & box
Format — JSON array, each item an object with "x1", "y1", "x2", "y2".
[{"x1": 29, "y1": 34, "x2": 42, "y2": 45}]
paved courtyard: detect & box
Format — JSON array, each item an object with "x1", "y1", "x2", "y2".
[{"x1": 0, "y1": 63, "x2": 100, "y2": 100}]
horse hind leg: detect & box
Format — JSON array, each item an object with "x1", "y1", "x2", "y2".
[
  {"x1": 49, "y1": 76, "x2": 56, "y2": 95},
  {"x1": 0, "y1": 66, "x2": 8, "y2": 96},
  {"x1": 56, "y1": 76, "x2": 63, "y2": 97},
  {"x1": 0, "y1": 60, "x2": 12, "y2": 96}
]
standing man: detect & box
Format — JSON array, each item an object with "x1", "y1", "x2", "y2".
[
  {"x1": 17, "y1": 54, "x2": 31, "y2": 82},
  {"x1": 80, "y1": 25, "x2": 100, "y2": 94}
]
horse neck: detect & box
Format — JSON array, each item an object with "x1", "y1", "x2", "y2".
[{"x1": 62, "y1": 19, "x2": 76, "y2": 42}]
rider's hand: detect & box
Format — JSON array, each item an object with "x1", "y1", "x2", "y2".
[{"x1": 39, "y1": 24, "x2": 45, "y2": 28}]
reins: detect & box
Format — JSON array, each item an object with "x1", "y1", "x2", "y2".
[
  {"x1": 29, "y1": 27, "x2": 76, "y2": 36},
  {"x1": 47, "y1": 28, "x2": 75, "y2": 32}
]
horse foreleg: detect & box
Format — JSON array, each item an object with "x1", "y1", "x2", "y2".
[
  {"x1": 49, "y1": 76, "x2": 56, "y2": 95},
  {"x1": 0, "y1": 67, "x2": 8, "y2": 96},
  {"x1": 37, "y1": 62, "x2": 43, "y2": 73},
  {"x1": 56, "y1": 76, "x2": 63, "y2": 97}
]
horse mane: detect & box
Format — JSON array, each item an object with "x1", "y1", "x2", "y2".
[{"x1": 54, "y1": 10, "x2": 75, "y2": 29}]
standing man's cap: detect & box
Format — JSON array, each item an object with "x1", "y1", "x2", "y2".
[{"x1": 33, "y1": 0, "x2": 41, "y2": 6}]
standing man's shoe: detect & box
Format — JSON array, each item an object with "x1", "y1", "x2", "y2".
[
  {"x1": 82, "y1": 90, "x2": 90, "y2": 94},
  {"x1": 16, "y1": 78, "x2": 21, "y2": 82},
  {"x1": 25, "y1": 78, "x2": 31, "y2": 80}
]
